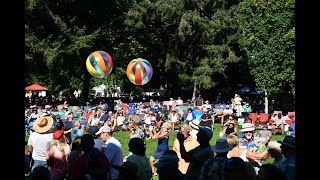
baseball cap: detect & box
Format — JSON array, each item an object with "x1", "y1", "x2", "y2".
[{"x1": 95, "y1": 126, "x2": 111, "y2": 135}]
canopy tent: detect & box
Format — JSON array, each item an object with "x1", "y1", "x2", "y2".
[{"x1": 25, "y1": 84, "x2": 48, "y2": 91}]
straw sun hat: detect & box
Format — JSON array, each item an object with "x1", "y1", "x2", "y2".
[{"x1": 33, "y1": 116, "x2": 53, "y2": 133}]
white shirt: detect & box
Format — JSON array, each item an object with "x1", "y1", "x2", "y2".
[
  {"x1": 203, "y1": 104, "x2": 212, "y2": 110},
  {"x1": 27, "y1": 132, "x2": 53, "y2": 161},
  {"x1": 176, "y1": 99, "x2": 183, "y2": 105},
  {"x1": 104, "y1": 137, "x2": 123, "y2": 179},
  {"x1": 116, "y1": 116, "x2": 125, "y2": 126}
]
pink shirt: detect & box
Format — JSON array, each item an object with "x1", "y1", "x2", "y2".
[{"x1": 49, "y1": 145, "x2": 71, "y2": 177}]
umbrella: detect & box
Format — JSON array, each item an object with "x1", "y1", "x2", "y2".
[{"x1": 25, "y1": 84, "x2": 48, "y2": 91}]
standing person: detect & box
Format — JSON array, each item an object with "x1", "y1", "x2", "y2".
[
  {"x1": 96, "y1": 126, "x2": 124, "y2": 180},
  {"x1": 45, "y1": 130, "x2": 71, "y2": 180},
  {"x1": 278, "y1": 135, "x2": 295, "y2": 180},
  {"x1": 267, "y1": 141, "x2": 286, "y2": 172},
  {"x1": 172, "y1": 124, "x2": 200, "y2": 175},
  {"x1": 194, "y1": 95, "x2": 204, "y2": 107},
  {"x1": 64, "y1": 111, "x2": 74, "y2": 145},
  {"x1": 27, "y1": 116, "x2": 54, "y2": 172},
  {"x1": 234, "y1": 94, "x2": 243, "y2": 117},
  {"x1": 154, "y1": 150, "x2": 184, "y2": 180},
  {"x1": 88, "y1": 126, "x2": 105, "y2": 151},
  {"x1": 149, "y1": 122, "x2": 171, "y2": 176},
  {"x1": 177, "y1": 126, "x2": 214, "y2": 180},
  {"x1": 215, "y1": 93, "x2": 222, "y2": 104},
  {"x1": 125, "y1": 138, "x2": 152, "y2": 180}
]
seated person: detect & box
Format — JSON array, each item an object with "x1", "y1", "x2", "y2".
[
  {"x1": 221, "y1": 120, "x2": 237, "y2": 138},
  {"x1": 271, "y1": 113, "x2": 285, "y2": 135},
  {"x1": 287, "y1": 116, "x2": 295, "y2": 137},
  {"x1": 220, "y1": 105, "x2": 233, "y2": 127},
  {"x1": 254, "y1": 119, "x2": 263, "y2": 129},
  {"x1": 255, "y1": 124, "x2": 272, "y2": 145},
  {"x1": 212, "y1": 105, "x2": 224, "y2": 122},
  {"x1": 200, "y1": 108, "x2": 213, "y2": 129}
]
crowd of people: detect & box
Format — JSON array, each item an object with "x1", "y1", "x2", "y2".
[{"x1": 25, "y1": 93, "x2": 295, "y2": 180}]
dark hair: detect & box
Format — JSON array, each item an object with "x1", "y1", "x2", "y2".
[
  {"x1": 256, "y1": 164, "x2": 286, "y2": 180},
  {"x1": 81, "y1": 134, "x2": 94, "y2": 155},
  {"x1": 129, "y1": 138, "x2": 146, "y2": 156}
]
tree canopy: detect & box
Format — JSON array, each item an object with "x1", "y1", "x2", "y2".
[{"x1": 25, "y1": 0, "x2": 295, "y2": 101}]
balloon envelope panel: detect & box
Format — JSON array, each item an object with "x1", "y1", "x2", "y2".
[
  {"x1": 126, "y1": 58, "x2": 153, "y2": 85},
  {"x1": 86, "y1": 51, "x2": 113, "y2": 78}
]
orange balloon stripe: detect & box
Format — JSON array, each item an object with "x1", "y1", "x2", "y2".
[{"x1": 93, "y1": 51, "x2": 107, "y2": 75}]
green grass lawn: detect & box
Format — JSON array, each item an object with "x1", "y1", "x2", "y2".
[{"x1": 25, "y1": 123, "x2": 285, "y2": 180}]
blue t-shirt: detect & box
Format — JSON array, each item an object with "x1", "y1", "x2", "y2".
[
  {"x1": 100, "y1": 114, "x2": 110, "y2": 122},
  {"x1": 64, "y1": 120, "x2": 73, "y2": 144}
]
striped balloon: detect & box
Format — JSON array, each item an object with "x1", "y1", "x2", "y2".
[
  {"x1": 126, "y1": 58, "x2": 153, "y2": 85},
  {"x1": 86, "y1": 51, "x2": 113, "y2": 78}
]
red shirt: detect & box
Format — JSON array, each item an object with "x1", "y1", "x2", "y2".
[{"x1": 85, "y1": 112, "x2": 92, "y2": 121}]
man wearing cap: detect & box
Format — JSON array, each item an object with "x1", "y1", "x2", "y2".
[
  {"x1": 96, "y1": 126, "x2": 123, "y2": 180},
  {"x1": 203, "y1": 100, "x2": 212, "y2": 111},
  {"x1": 27, "y1": 116, "x2": 54, "y2": 172},
  {"x1": 278, "y1": 135, "x2": 295, "y2": 180},
  {"x1": 239, "y1": 123, "x2": 268, "y2": 168}
]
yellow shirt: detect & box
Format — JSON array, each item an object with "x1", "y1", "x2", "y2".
[{"x1": 173, "y1": 136, "x2": 200, "y2": 174}]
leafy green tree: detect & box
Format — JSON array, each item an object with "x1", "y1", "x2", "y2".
[
  {"x1": 125, "y1": 0, "x2": 243, "y2": 100},
  {"x1": 238, "y1": 0, "x2": 295, "y2": 98},
  {"x1": 25, "y1": 0, "x2": 100, "y2": 96}
]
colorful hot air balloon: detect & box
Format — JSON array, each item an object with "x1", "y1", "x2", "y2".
[
  {"x1": 126, "y1": 58, "x2": 153, "y2": 85},
  {"x1": 86, "y1": 51, "x2": 113, "y2": 78}
]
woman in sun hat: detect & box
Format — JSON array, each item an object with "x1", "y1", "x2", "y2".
[{"x1": 27, "y1": 116, "x2": 54, "y2": 172}]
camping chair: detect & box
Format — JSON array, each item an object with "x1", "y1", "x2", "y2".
[
  {"x1": 249, "y1": 113, "x2": 259, "y2": 124},
  {"x1": 259, "y1": 113, "x2": 269, "y2": 123}
]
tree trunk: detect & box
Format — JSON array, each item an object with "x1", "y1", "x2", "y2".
[
  {"x1": 192, "y1": 79, "x2": 197, "y2": 101},
  {"x1": 264, "y1": 91, "x2": 268, "y2": 114},
  {"x1": 82, "y1": 70, "x2": 91, "y2": 101}
]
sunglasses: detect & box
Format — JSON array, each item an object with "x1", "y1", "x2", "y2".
[{"x1": 244, "y1": 131, "x2": 253, "y2": 134}]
